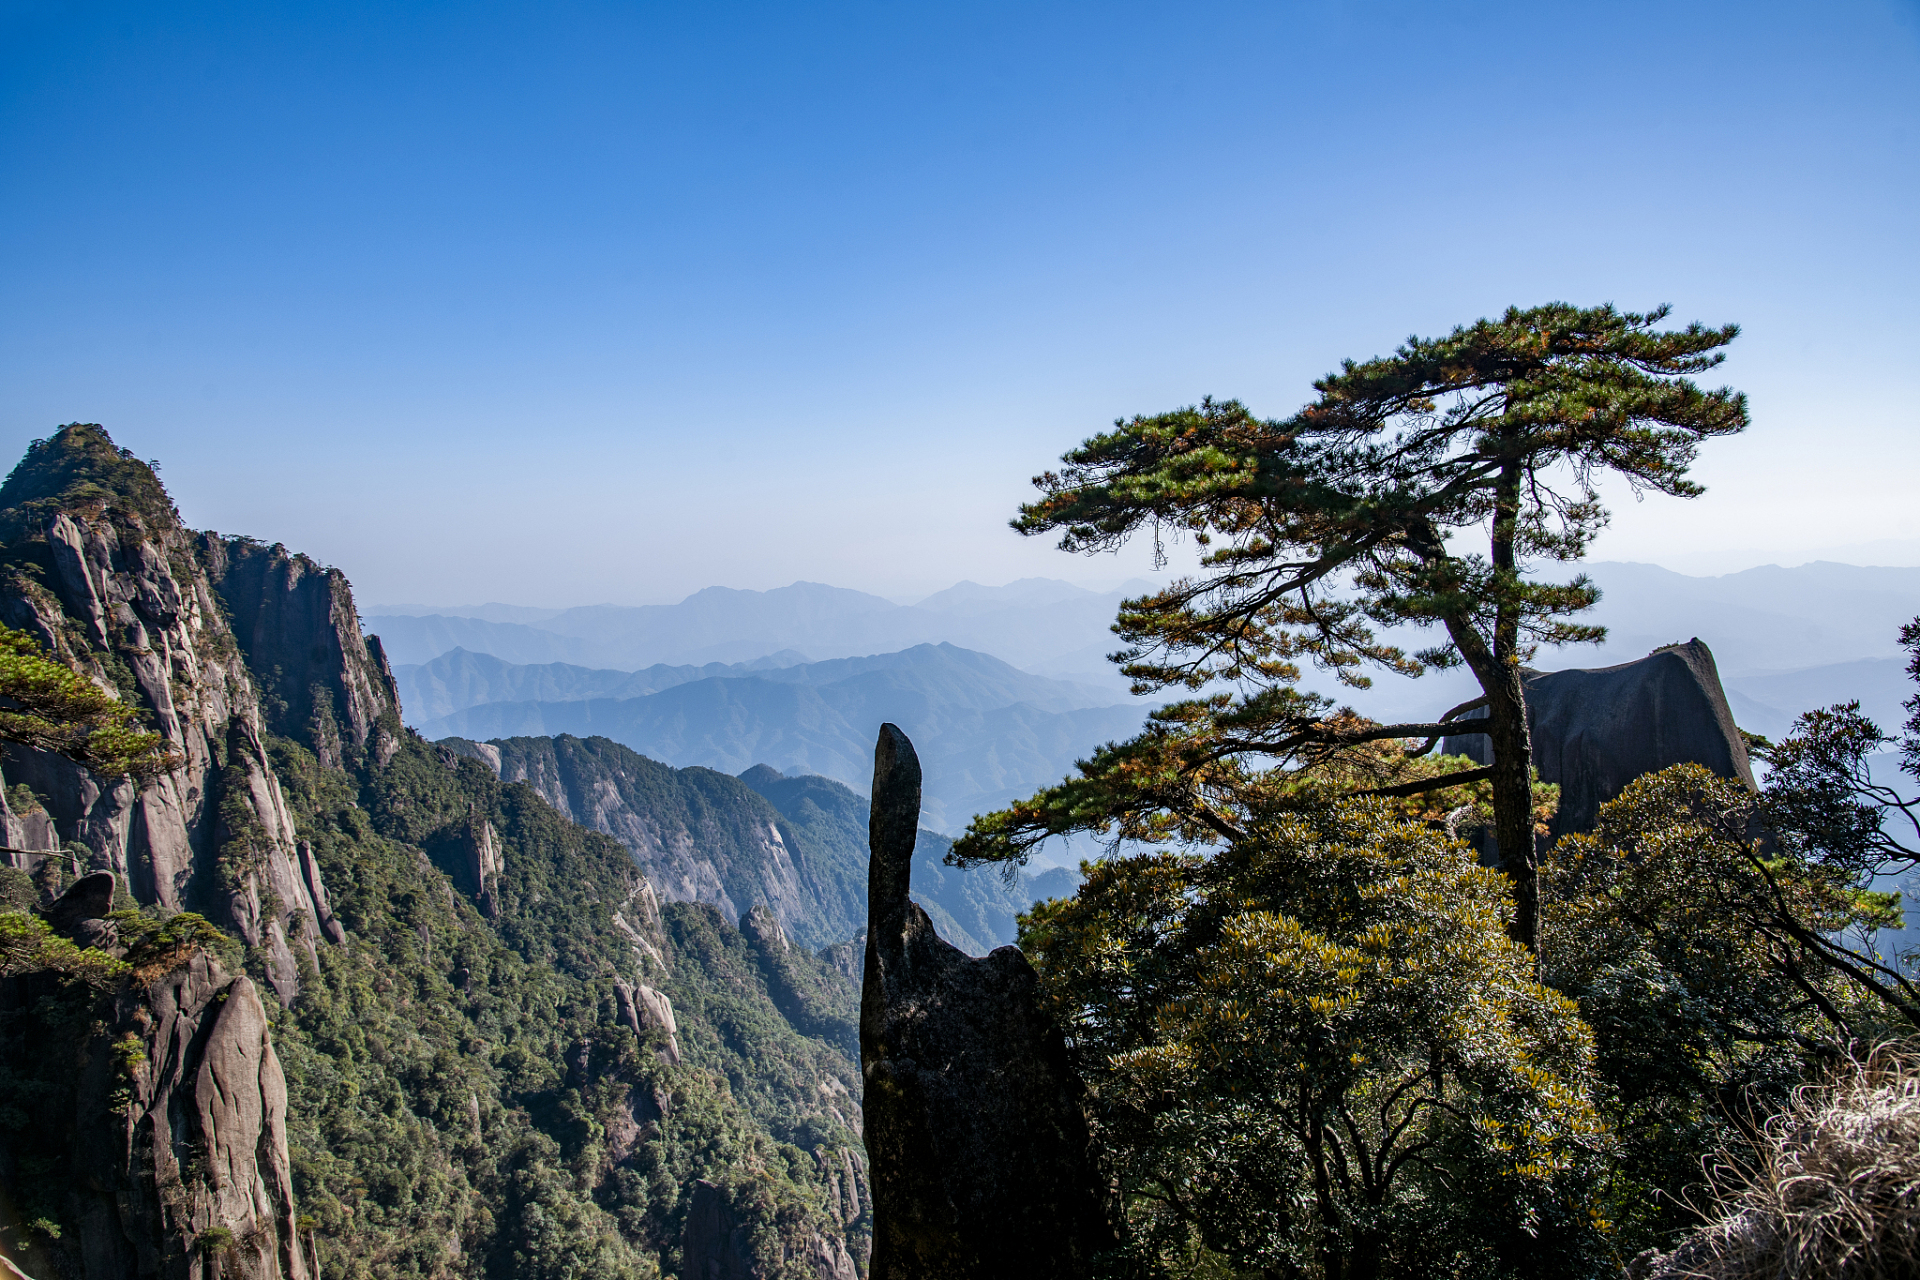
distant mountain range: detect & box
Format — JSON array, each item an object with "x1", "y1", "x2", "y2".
[
  {"x1": 409, "y1": 644, "x2": 1148, "y2": 832},
  {"x1": 374, "y1": 565, "x2": 1920, "y2": 824},
  {"x1": 368, "y1": 577, "x2": 1154, "y2": 684},
  {"x1": 371, "y1": 562, "x2": 1919, "y2": 682}
]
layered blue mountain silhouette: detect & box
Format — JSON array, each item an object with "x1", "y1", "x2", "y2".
[
  {"x1": 406, "y1": 643, "x2": 1146, "y2": 832},
  {"x1": 379, "y1": 566, "x2": 1920, "y2": 832}
]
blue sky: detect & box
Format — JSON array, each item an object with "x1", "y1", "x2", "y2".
[{"x1": 3, "y1": 0, "x2": 1916, "y2": 605}]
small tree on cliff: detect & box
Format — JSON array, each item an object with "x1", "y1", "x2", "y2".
[
  {"x1": 953, "y1": 303, "x2": 1746, "y2": 953},
  {"x1": 0, "y1": 623, "x2": 172, "y2": 781}
]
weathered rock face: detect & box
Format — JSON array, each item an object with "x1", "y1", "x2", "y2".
[
  {"x1": 614, "y1": 978, "x2": 683, "y2": 1064},
  {"x1": 0, "y1": 933, "x2": 311, "y2": 1280},
  {"x1": 442, "y1": 807, "x2": 504, "y2": 919},
  {"x1": 44, "y1": 869, "x2": 117, "y2": 938},
  {"x1": 202, "y1": 537, "x2": 401, "y2": 771},
  {"x1": 680, "y1": 1179, "x2": 751, "y2": 1280},
  {"x1": 447, "y1": 733, "x2": 863, "y2": 948},
  {"x1": 0, "y1": 783, "x2": 60, "y2": 871},
  {"x1": 1443, "y1": 639, "x2": 1756, "y2": 839},
  {"x1": 859, "y1": 724, "x2": 1117, "y2": 1280},
  {"x1": 0, "y1": 875, "x2": 310, "y2": 1278},
  {"x1": 0, "y1": 426, "x2": 334, "y2": 1002},
  {"x1": 819, "y1": 933, "x2": 863, "y2": 985}
]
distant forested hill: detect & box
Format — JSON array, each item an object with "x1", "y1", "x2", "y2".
[
  {"x1": 438, "y1": 735, "x2": 1069, "y2": 956},
  {"x1": 415, "y1": 645, "x2": 1147, "y2": 831}
]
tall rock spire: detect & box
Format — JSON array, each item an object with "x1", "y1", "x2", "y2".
[{"x1": 860, "y1": 722, "x2": 1117, "y2": 1279}]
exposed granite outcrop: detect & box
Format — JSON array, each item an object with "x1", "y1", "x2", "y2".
[
  {"x1": 815, "y1": 1145, "x2": 869, "y2": 1231},
  {"x1": 859, "y1": 724, "x2": 1117, "y2": 1280},
  {"x1": 1444, "y1": 639, "x2": 1756, "y2": 839},
  {"x1": 444, "y1": 807, "x2": 503, "y2": 919},
  {"x1": 202, "y1": 537, "x2": 401, "y2": 770},
  {"x1": 294, "y1": 840, "x2": 345, "y2": 945},
  {"x1": 612, "y1": 874, "x2": 670, "y2": 974},
  {"x1": 680, "y1": 1180, "x2": 748, "y2": 1280},
  {"x1": 0, "y1": 427, "x2": 332, "y2": 1002},
  {"x1": 1, "y1": 923, "x2": 311, "y2": 1280},
  {"x1": 614, "y1": 978, "x2": 683, "y2": 1064},
  {"x1": 0, "y1": 784, "x2": 59, "y2": 870},
  {"x1": 43, "y1": 869, "x2": 116, "y2": 937},
  {"x1": 116, "y1": 953, "x2": 309, "y2": 1280},
  {"x1": 740, "y1": 902, "x2": 789, "y2": 954},
  {"x1": 819, "y1": 933, "x2": 863, "y2": 985}
]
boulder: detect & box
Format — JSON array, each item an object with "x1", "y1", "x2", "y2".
[
  {"x1": 1444, "y1": 639, "x2": 1756, "y2": 840},
  {"x1": 43, "y1": 870, "x2": 117, "y2": 939},
  {"x1": 860, "y1": 723, "x2": 1117, "y2": 1280},
  {"x1": 614, "y1": 979, "x2": 682, "y2": 1064}
]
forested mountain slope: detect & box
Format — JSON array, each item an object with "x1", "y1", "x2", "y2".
[
  {"x1": 0, "y1": 426, "x2": 868, "y2": 1280},
  {"x1": 437, "y1": 734, "x2": 1060, "y2": 957},
  {"x1": 440, "y1": 732, "x2": 866, "y2": 952}
]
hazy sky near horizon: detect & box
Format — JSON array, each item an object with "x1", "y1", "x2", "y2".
[{"x1": 3, "y1": 0, "x2": 1917, "y2": 607}]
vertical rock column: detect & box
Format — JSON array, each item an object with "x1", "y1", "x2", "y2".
[{"x1": 859, "y1": 723, "x2": 1116, "y2": 1280}]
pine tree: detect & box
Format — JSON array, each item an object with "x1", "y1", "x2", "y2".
[{"x1": 957, "y1": 302, "x2": 1747, "y2": 954}]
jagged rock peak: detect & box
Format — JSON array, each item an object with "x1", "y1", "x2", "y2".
[
  {"x1": 202, "y1": 535, "x2": 401, "y2": 768},
  {"x1": 0, "y1": 425, "x2": 326, "y2": 1002},
  {"x1": 741, "y1": 902, "x2": 790, "y2": 952},
  {"x1": 860, "y1": 723, "x2": 1118, "y2": 1279}
]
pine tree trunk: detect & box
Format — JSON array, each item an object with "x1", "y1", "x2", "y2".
[
  {"x1": 1486, "y1": 452, "x2": 1539, "y2": 958},
  {"x1": 1485, "y1": 665, "x2": 1538, "y2": 956}
]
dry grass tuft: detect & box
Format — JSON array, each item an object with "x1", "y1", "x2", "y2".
[{"x1": 1638, "y1": 1044, "x2": 1920, "y2": 1279}]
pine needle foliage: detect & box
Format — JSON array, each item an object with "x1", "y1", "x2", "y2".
[
  {"x1": 980, "y1": 303, "x2": 1747, "y2": 952},
  {"x1": 0, "y1": 622, "x2": 173, "y2": 779}
]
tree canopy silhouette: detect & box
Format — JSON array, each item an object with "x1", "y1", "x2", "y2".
[{"x1": 953, "y1": 302, "x2": 1747, "y2": 953}]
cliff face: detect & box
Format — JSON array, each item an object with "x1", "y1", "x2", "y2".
[
  {"x1": 0, "y1": 426, "x2": 874, "y2": 1278},
  {"x1": 1, "y1": 884, "x2": 309, "y2": 1280},
  {"x1": 0, "y1": 427, "x2": 338, "y2": 1003},
  {"x1": 203, "y1": 537, "x2": 402, "y2": 772},
  {"x1": 859, "y1": 725, "x2": 1116, "y2": 1279},
  {"x1": 102, "y1": 954, "x2": 310, "y2": 1280},
  {"x1": 445, "y1": 734, "x2": 867, "y2": 949}
]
